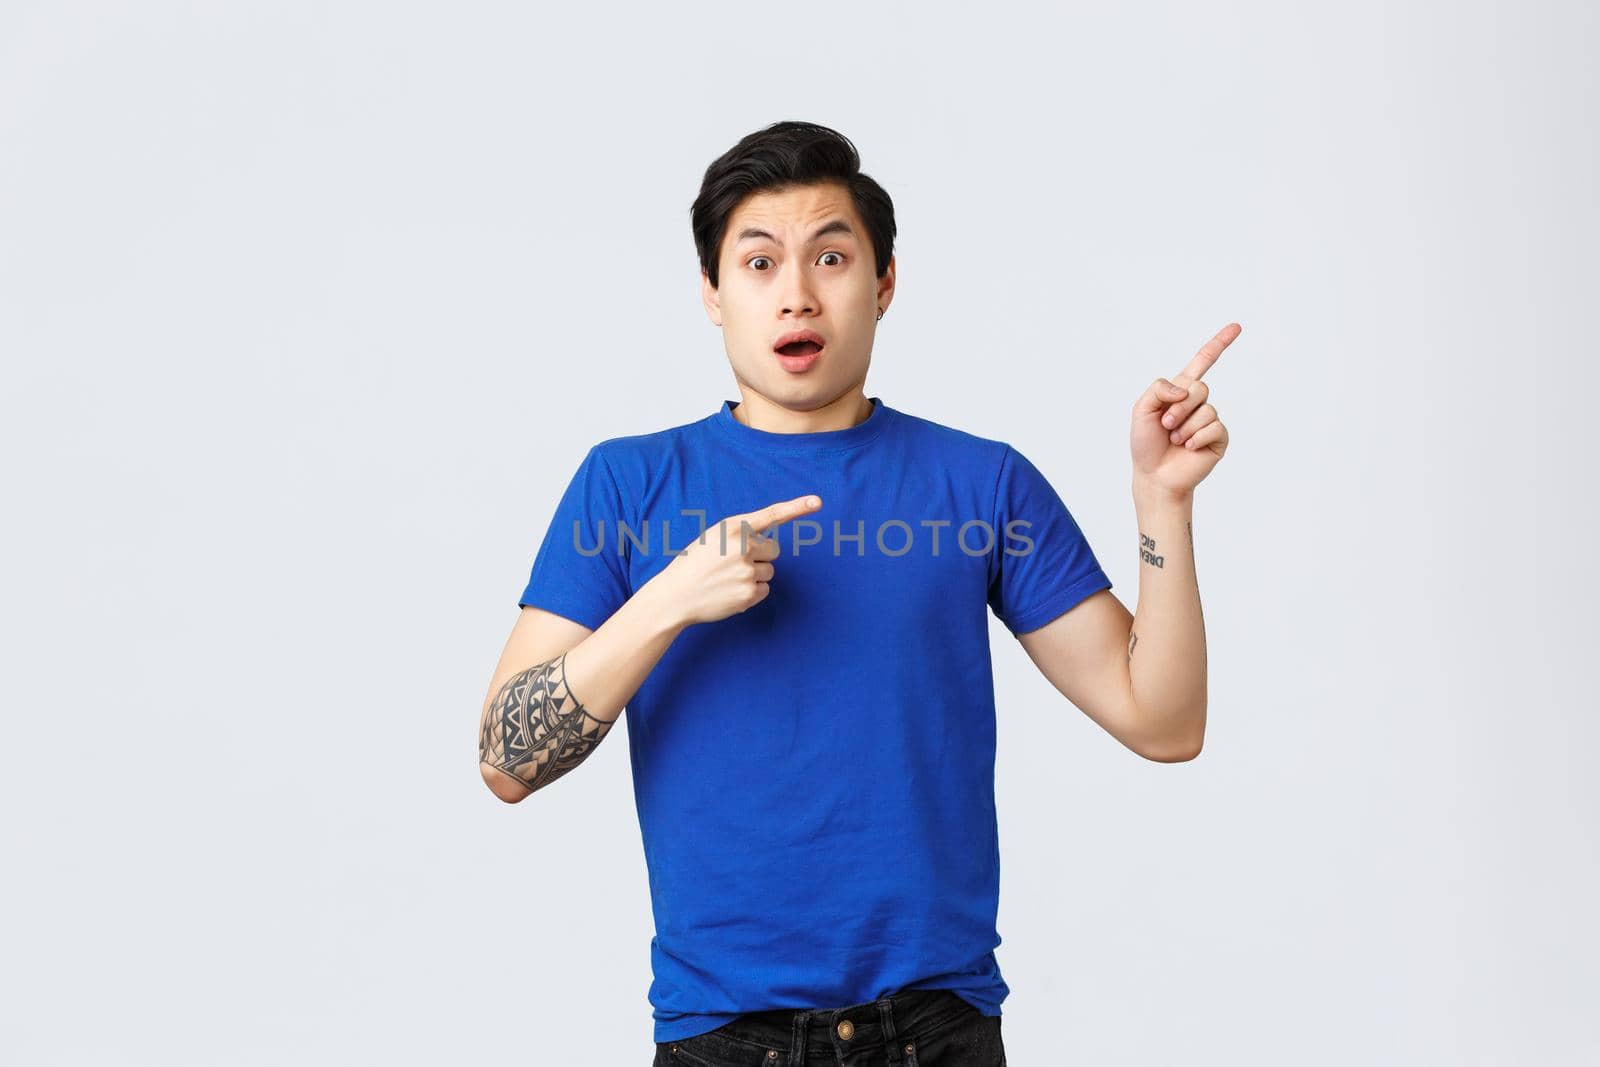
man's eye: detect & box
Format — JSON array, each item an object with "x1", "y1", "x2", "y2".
[
  {"x1": 749, "y1": 256, "x2": 773, "y2": 271},
  {"x1": 818, "y1": 251, "x2": 844, "y2": 267}
]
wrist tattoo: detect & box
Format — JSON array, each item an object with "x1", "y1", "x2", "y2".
[
  {"x1": 479, "y1": 652, "x2": 616, "y2": 793},
  {"x1": 1139, "y1": 531, "x2": 1164, "y2": 568}
]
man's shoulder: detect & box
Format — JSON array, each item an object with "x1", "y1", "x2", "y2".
[
  {"x1": 888, "y1": 403, "x2": 1013, "y2": 463},
  {"x1": 585, "y1": 409, "x2": 715, "y2": 469}
]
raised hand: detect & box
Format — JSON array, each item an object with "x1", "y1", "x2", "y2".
[
  {"x1": 652, "y1": 495, "x2": 823, "y2": 626},
  {"x1": 1130, "y1": 323, "x2": 1237, "y2": 495}
]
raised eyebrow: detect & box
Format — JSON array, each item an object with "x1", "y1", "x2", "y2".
[{"x1": 734, "y1": 219, "x2": 858, "y2": 247}]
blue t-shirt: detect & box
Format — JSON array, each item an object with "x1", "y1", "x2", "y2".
[{"x1": 517, "y1": 396, "x2": 1112, "y2": 1043}]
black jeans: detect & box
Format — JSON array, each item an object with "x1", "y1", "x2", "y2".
[{"x1": 652, "y1": 987, "x2": 1006, "y2": 1066}]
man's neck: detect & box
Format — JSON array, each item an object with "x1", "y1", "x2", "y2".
[{"x1": 730, "y1": 387, "x2": 873, "y2": 434}]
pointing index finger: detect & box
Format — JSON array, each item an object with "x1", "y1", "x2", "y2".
[
  {"x1": 742, "y1": 494, "x2": 823, "y2": 534},
  {"x1": 1176, "y1": 322, "x2": 1241, "y2": 383}
]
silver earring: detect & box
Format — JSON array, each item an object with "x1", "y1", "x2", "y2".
[{"x1": 876, "y1": 307, "x2": 884, "y2": 322}]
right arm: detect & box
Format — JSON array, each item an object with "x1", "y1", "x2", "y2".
[
  {"x1": 478, "y1": 493, "x2": 824, "y2": 803},
  {"x1": 478, "y1": 580, "x2": 688, "y2": 803}
]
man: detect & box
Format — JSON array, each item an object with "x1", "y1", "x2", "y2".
[{"x1": 478, "y1": 120, "x2": 1232, "y2": 1066}]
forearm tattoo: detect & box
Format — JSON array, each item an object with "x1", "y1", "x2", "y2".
[
  {"x1": 1127, "y1": 630, "x2": 1138, "y2": 658},
  {"x1": 479, "y1": 653, "x2": 616, "y2": 792},
  {"x1": 1139, "y1": 531, "x2": 1164, "y2": 568}
]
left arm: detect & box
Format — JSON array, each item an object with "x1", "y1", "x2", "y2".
[
  {"x1": 1125, "y1": 484, "x2": 1206, "y2": 756},
  {"x1": 1015, "y1": 323, "x2": 1238, "y2": 762},
  {"x1": 1013, "y1": 487, "x2": 1205, "y2": 762}
]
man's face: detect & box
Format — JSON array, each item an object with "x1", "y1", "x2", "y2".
[{"x1": 702, "y1": 181, "x2": 894, "y2": 409}]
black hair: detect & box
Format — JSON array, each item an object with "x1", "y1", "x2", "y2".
[{"x1": 691, "y1": 120, "x2": 897, "y2": 289}]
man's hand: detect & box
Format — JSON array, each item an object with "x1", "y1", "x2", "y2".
[
  {"x1": 649, "y1": 495, "x2": 824, "y2": 626},
  {"x1": 1131, "y1": 322, "x2": 1238, "y2": 496}
]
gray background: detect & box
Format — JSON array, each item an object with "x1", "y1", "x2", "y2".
[{"x1": 3, "y1": 1, "x2": 1594, "y2": 1063}]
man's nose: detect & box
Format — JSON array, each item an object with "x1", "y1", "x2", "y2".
[{"x1": 780, "y1": 262, "x2": 818, "y2": 315}]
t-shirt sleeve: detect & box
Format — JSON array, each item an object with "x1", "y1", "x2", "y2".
[
  {"x1": 516, "y1": 445, "x2": 633, "y2": 631},
  {"x1": 987, "y1": 444, "x2": 1113, "y2": 638}
]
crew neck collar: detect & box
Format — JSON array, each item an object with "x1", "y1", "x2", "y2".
[{"x1": 711, "y1": 395, "x2": 892, "y2": 454}]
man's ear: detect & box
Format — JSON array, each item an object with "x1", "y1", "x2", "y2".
[
  {"x1": 700, "y1": 270, "x2": 722, "y2": 327},
  {"x1": 875, "y1": 254, "x2": 896, "y2": 315}
]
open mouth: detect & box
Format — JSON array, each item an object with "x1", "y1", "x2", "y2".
[{"x1": 773, "y1": 329, "x2": 826, "y2": 360}]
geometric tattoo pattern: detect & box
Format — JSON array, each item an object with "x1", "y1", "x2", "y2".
[{"x1": 478, "y1": 652, "x2": 617, "y2": 793}]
